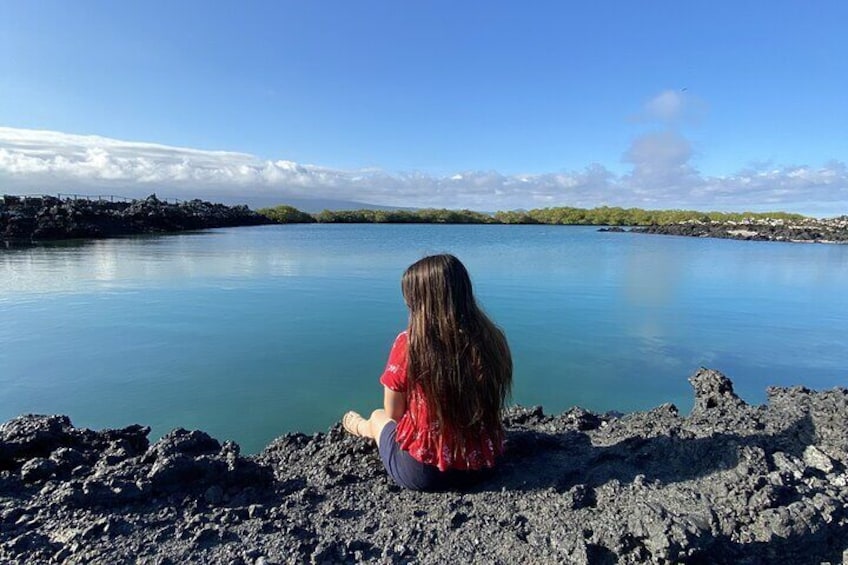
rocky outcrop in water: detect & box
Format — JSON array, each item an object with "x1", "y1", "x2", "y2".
[
  {"x1": 2, "y1": 369, "x2": 847, "y2": 564},
  {"x1": 0, "y1": 194, "x2": 273, "y2": 241},
  {"x1": 631, "y1": 217, "x2": 848, "y2": 244}
]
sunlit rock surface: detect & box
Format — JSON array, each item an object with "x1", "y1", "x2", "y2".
[
  {"x1": 631, "y1": 217, "x2": 848, "y2": 243},
  {"x1": 2, "y1": 368, "x2": 847, "y2": 564}
]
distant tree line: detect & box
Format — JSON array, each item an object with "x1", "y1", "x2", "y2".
[
  {"x1": 257, "y1": 205, "x2": 316, "y2": 224},
  {"x1": 256, "y1": 204, "x2": 807, "y2": 226}
]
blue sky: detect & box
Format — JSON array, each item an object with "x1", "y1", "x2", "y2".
[{"x1": 1, "y1": 1, "x2": 846, "y2": 213}]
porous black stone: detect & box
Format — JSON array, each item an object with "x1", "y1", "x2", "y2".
[
  {"x1": 1, "y1": 368, "x2": 847, "y2": 563},
  {"x1": 1, "y1": 194, "x2": 273, "y2": 241}
]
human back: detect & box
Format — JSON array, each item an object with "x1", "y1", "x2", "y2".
[
  {"x1": 401, "y1": 254, "x2": 512, "y2": 468},
  {"x1": 342, "y1": 253, "x2": 512, "y2": 490}
]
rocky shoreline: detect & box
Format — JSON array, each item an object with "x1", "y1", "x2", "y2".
[
  {"x1": 0, "y1": 195, "x2": 273, "y2": 241},
  {"x1": 627, "y1": 217, "x2": 848, "y2": 244},
  {"x1": 2, "y1": 369, "x2": 846, "y2": 564}
]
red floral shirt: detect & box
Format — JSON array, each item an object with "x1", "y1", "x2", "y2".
[{"x1": 379, "y1": 331, "x2": 504, "y2": 472}]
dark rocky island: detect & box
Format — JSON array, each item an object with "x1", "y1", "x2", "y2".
[
  {"x1": 630, "y1": 217, "x2": 848, "y2": 244},
  {"x1": 1, "y1": 194, "x2": 273, "y2": 241},
  {"x1": 2, "y1": 369, "x2": 847, "y2": 564}
]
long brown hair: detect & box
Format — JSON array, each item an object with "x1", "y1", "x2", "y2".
[{"x1": 401, "y1": 254, "x2": 512, "y2": 457}]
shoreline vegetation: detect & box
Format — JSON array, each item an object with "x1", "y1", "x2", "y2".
[
  {"x1": 262, "y1": 204, "x2": 848, "y2": 244},
  {"x1": 2, "y1": 193, "x2": 846, "y2": 243},
  {"x1": 1, "y1": 369, "x2": 847, "y2": 563},
  {"x1": 259, "y1": 203, "x2": 809, "y2": 226}
]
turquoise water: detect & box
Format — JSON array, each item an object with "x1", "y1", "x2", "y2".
[{"x1": 2, "y1": 224, "x2": 847, "y2": 453}]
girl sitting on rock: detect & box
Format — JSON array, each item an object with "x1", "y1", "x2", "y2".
[{"x1": 343, "y1": 254, "x2": 512, "y2": 491}]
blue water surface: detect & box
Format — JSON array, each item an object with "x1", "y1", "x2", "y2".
[{"x1": 2, "y1": 224, "x2": 846, "y2": 453}]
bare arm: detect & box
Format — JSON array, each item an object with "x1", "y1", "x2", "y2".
[{"x1": 383, "y1": 386, "x2": 406, "y2": 421}]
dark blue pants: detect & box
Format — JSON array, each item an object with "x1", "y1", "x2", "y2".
[{"x1": 377, "y1": 421, "x2": 491, "y2": 491}]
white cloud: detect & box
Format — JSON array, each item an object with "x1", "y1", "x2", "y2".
[
  {"x1": 637, "y1": 89, "x2": 707, "y2": 125},
  {"x1": 622, "y1": 130, "x2": 700, "y2": 190},
  {"x1": 1, "y1": 126, "x2": 847, "y2": 216},
  {"x1": 644, "y1": 90, "x2": 686, "y2": 122}
]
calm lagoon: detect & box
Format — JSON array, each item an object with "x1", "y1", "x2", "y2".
[{"x1": 2, "y1": 224, "x2": 847, "y2": 453}]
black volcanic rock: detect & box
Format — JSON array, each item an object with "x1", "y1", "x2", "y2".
[
  {"x1": 2, "y1": 369, "x2": 847, "y2": 563},
  {"x1": 1, "y1": 194, "x2": 273, "y2": 241},
  {"x1": 632, "y1": 217, "x2": 848, "y2": 244}
]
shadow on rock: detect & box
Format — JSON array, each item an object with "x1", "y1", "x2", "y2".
[
  {"x1": 483, "y1": 368, "x2": 823, "y2": 494},
  {"x1": 491, "y1": 412, "x2": 815, "y2": 494},
  {"x1": 3, "y1": 367, "x2": 847, "y2": 564}
]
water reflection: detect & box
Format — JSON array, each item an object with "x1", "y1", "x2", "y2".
[
  {"x1": 2, "y1": 225, "x2": 848, "y2": 452},
  {"x1": 0, "y1": 229, "x2": 313, "y2": 295}
]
